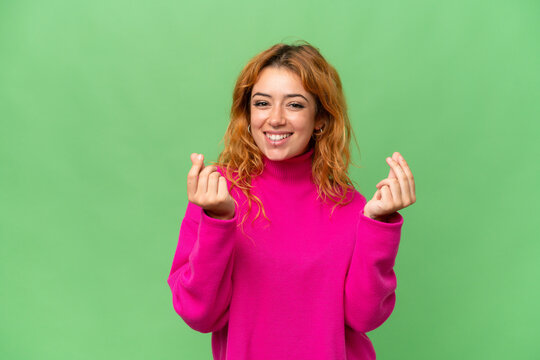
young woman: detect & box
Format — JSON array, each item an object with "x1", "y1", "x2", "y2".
[{"x1": 167, "y1": 41, "x2": 416, "y2": 360}]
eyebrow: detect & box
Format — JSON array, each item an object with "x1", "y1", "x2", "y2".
[{"x1": 252, "y1": 92, "x2": 309, "y2": 102}]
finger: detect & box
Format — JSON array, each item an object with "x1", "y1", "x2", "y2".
[
  {"x1": 386, "y1": 156, "x2": 406, "y2": 179},
  {"x1": 380, "y1": 184, "x2": 393, "y2": 208},
  {"x1": 376, "y1": 178, "x2": 401, "y2": 209},
  {"x1": 197, "y1": 164, "x2": 218, "y2": 196},
  {"x1": 379, "y1": 179, "x2": 400, "y2": 211},
  {"x1": 386, "y1": 157, "x2": 410, "y2": 204},
  {"x1": 383, "y1": 153, "x2": 397, "y2": 179},
  {"x1": 396, "y1": 152, "x2": 416, "y2": 202},
  {"x1": 377, "y1": 154, "x2": 406, "y2": 187},
  {"x1": 217, "y1": 176, "x2": 229, "y2": 200},
  {"x1": 387, "y1": 178, "x2": 402, "y2": 207},
  {"x1": 187, "y1": 153, "x2": 205, "y2": 196},
  {"x1": 387, "y1": 163, "x2": 396, "y2": 179},
  {"x1": 206, "y1": 171, "x2": 220, "y2": 197}
]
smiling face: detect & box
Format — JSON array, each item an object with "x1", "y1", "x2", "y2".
[{"x1": 250, "y1": 66, "x2": 324, "y2": 161}]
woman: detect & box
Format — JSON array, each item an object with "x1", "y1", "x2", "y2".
[{"x1": 167, "y1": 41, "x2": 416, "y2": 360}]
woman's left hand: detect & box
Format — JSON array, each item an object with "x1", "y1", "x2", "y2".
[{"x1": 363, "y1": 151, "x2": 416, "y2": 222}]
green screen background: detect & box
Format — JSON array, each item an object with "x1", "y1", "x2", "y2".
[{"x1": 1, "y1": 0, "x2": 539, "y2": 359}]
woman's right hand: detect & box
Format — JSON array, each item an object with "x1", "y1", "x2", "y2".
[{"x1": 187, "y1": 153, "x2": 236, "y2": 220}]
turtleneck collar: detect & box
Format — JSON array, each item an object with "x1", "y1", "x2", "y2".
[{"x1": 260, "y1": 146, "x2": 315, "y2": 184}]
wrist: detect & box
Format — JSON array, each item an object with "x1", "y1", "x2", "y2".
[
  {"x1": 204, "y1": 209, "x2": 234, "y2": 220},
  {"x1": 363, "y1": 210, "x2": 391, "y2": 223}
]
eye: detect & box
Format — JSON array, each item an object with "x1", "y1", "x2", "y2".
[
  {"x1": 253, "y1": 101, "x2": 269, "y2": 107},
  {"x1": 290, "y1": 103, "x2": 305, "y2": 109}
]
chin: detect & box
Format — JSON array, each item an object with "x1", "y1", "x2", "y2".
[
  {"x1": 264, "y1": 152, "x2": 289, "y2": 161},
  {"x1": 264, "y1": 148, "x2": 303, "y2": 161}
]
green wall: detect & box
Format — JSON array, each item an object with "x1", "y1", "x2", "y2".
[{"x1": 1, "y1": 0, "x2": 539, "y2": 359}]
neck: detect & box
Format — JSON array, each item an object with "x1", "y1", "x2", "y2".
[{"x1": 260, "y1": 147, "x2": 315, "y2": 184}]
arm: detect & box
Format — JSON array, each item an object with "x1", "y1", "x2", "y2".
[
  {"x1": 344, "y1": 194, "x2": 404, "y2": 333},
  {"x1": 166, "y1": 200, "x2": 238, "y2": 333}
]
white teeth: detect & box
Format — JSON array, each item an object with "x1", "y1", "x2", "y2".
[{"x1": 266, "y1": 133, "x2": 292, "y2": 141}]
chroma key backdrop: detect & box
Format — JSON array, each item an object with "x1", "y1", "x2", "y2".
[{"x1": 1, "y1": 0, "x2": 539, "y2": 359}]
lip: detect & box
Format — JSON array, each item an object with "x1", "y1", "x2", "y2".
[
  {"x1": 264, "y1": 132, "x2": 292, "y2": 146},
  {"x1": 264, "y1": 131, "x2": 294, "y2": 135}
]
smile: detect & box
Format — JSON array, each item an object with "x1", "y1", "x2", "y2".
[
  {"x1": 264, "y1": 132, "x2": 293, "y2": 146},
  {"x1": 265, "y1": 133, "x2": 293, "y2": 141}
]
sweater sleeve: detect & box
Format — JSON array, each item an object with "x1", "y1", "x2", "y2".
[
  {"x1": 344, "y1": 193, "x2": 404, "y2": 333},
  {"x1": 166, "y1": 200, "x2": 238, "y2": 333}
]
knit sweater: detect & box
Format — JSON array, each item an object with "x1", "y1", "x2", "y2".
[{"x1": 167, "y1": 146, "x2": 404, "y2": 360}]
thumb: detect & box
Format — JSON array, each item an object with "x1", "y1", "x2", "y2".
[
  {"x1": 191, "y1": 153, "x2": 205, "y2": 169},
  {"x1": 373, "y1": 187, "x2": 382, "y2": 201},
  {"x1": 199, "y1": 153, "x2": 205, "y2": 168}
]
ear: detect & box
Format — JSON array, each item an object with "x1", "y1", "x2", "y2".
[{"x1": 315, "y1": 116, "x2": 326, "y2": 130}]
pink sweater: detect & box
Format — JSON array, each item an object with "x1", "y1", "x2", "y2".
[{"x1": 167, "y1": 146, "x2": 404, "y2": 359}]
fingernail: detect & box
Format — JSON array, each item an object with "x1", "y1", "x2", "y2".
[{"x1": 198, "y1": 154, "x2": 203, "y2": 160}]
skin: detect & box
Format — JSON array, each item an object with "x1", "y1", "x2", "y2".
[
  {"x1": 187, "y1": 67, "x2": 416, "y2": 221},
  {"x1": 363, "y1": 151, "x2": 416, "y2": 222},
  {"x1": 187, "y1": 153, "x2": 236, "y2": 220},
  {"x1": 249, "y1": 66, "x2": 325, "y2": 161}
]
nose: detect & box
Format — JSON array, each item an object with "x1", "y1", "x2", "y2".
[{"x1": 268, "y1": 105, "x2": 286, "y2": 127}]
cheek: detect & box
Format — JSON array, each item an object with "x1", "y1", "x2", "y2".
[
  {"x1": 291, "y1": 112, "x2": 315, "y2": 132},
  {"x1": 250, "y1": 109, "x2": 266, "y2": 126}
]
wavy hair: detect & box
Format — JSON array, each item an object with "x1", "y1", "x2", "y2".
[{"x1": 213, "y1": 40, "x2": 360, "y2": 238}]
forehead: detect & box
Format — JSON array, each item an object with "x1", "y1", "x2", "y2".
[{"x1": 253, "y1": 66, "x2": 307, "y2": 93}]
